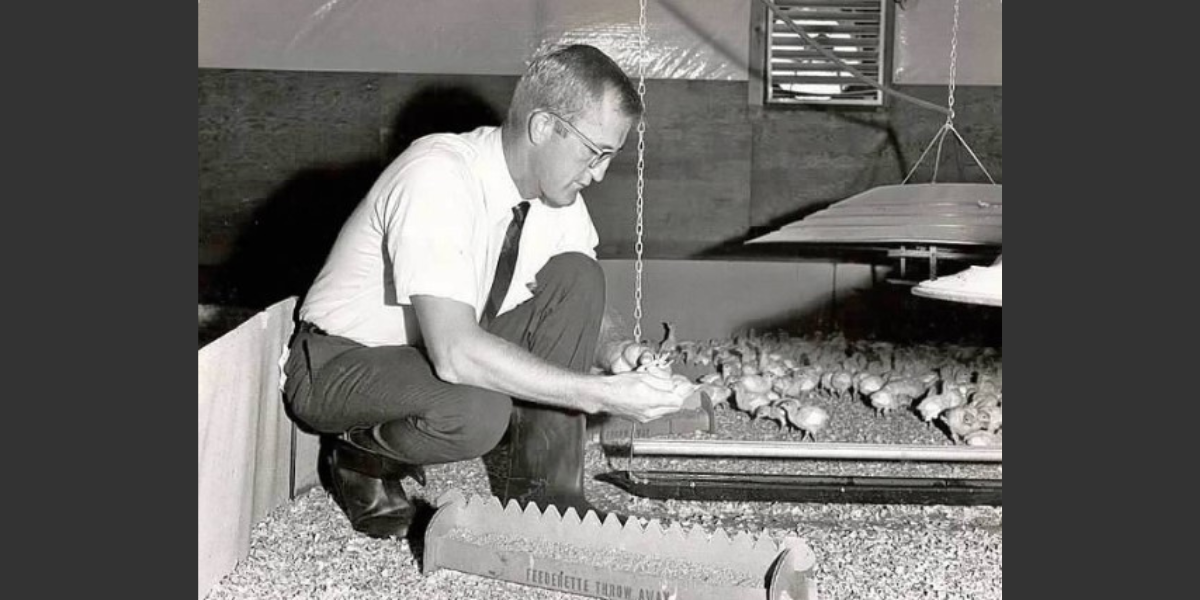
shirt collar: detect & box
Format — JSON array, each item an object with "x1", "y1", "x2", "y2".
[{"x1": 480, "y1": 126, "x2": 533, "y2": 223}]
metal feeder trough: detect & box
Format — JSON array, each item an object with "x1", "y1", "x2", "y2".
[{"x1": 423, "y1": 490, "x2": 819, "y2": 600}]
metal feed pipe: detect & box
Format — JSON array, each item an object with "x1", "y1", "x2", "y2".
[{"x1": 630, "y1": 439, "x2": 1002, "y2": 463}]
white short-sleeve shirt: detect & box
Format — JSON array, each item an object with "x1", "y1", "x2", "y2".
[{"x1": 298, "y1": 126, "x2": 600, "y2": 347}]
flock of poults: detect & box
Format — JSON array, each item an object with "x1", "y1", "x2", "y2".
[{"x1": 645, "y1": 326, "x2": 1004, "y2": 446}]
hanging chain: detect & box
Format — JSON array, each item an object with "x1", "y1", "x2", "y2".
[
  {"x1": 903, "y1": 0, "x2": 993, "y2": 185},
  {"x1": 932, "y1": 0, "x2": 961, "y2": 182},
  {"x1": 946, "y1": 0, "x2": 960, "y2": 126},
  {"x1": 632, "y1": 0, "x2": 647, "y2": 342}
]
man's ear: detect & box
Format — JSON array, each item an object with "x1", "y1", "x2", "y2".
[{"x1": 528, "y1": 111, "x2": 554, "y2": 146}]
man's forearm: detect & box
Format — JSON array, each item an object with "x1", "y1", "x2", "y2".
[{"x1": 448, "y1": 328, "x2": 608, "y2": 414}]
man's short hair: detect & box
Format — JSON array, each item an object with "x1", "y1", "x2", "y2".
[{"x1": 507, "y1": 44, "x2": 643, "y2": 132}]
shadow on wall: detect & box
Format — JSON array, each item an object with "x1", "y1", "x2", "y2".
[
  {"x1": 385, "y1": 84, "x2": 505, "y2": 160},
  {"x1": 209, "y1": 84, "x2": 503, "y2": 308}
]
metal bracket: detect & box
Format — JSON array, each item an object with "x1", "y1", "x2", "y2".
[{"x1": 888, "y1": 244, "x2": 997, "y2": 282}]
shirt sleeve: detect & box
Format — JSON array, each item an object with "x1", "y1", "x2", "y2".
[{"x1": 378, "y1": 155, "x2": 482, "y2": 312}]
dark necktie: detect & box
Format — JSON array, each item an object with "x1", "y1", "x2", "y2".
[{"x1": 482, "y1": 201, "x2": 531, "y2": 326}]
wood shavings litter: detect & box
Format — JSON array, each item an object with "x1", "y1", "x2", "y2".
[{"x1": 206, "y1": 335, "x2": 1001, "y2": 600}]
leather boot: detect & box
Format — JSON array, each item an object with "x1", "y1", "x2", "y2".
[
  {"x1": 321, "y1": 431, "x2": 426, "y2": 539},
  {"x1": 497, "y1": 402, "x2": 602, "y2": 518}
]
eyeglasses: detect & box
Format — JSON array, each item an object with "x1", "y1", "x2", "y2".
[{"x1": 540, "y1": 111, "x2": 617, "y2": 169}]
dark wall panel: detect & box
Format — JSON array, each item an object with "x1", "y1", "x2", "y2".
[
  {"x1": 590, "y1": 80, "x2": 752, "y2": 258},
  {"x1": 199, "y1": 70, "x2": 383, "y2": 272},
  {"x1": 199, "y1": 69, "x2": 1001, "y2": 306}
]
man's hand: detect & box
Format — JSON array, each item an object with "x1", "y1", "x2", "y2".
[{"x1": 600, "y1": 372, "x2": 688, "y2": 422}]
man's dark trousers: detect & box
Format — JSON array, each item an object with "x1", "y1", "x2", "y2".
[{"x1": 283, "y1": 252, "x2": 605, "y2": 515}]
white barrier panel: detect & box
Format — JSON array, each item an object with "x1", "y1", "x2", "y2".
[{"x1": 197, "y1": 297, "x2": 300, "y2": 599}]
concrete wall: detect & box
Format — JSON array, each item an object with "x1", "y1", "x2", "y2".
[
  {"x1": 601, "y1": 258, "x2": 999, "y2": 346},
  {"x1": 602, "y1": 259, "x2": 871, "y2": 342}
]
